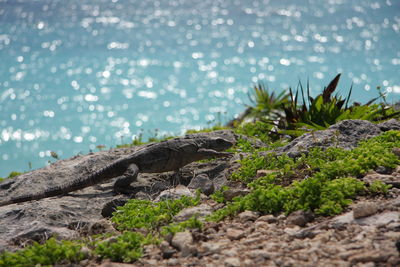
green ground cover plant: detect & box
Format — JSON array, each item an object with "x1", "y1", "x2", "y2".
[
  {"x1": 94, "y1": 232, "x2": 156, "y2": 263},
  {"x1": 208, "y1": 130, "x2": 399, "y2": 221},
  {"x1": 112, "y1": 193, "x2": 201, "y2": 231},
  {"x1": 0, "y1": 238, "x2": 86, "y2": 267}
]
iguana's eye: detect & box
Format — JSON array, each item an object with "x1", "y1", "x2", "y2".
[
  {"x1": 216, "y1": 138, "x2": 224, "y2": 143},
  {"x1": 216, "y1": 138, "x2": 229, "y2": 145}
]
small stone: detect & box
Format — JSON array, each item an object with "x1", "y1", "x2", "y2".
[
  {"x1": 246, "y1": 249, "x2": 270, "y2": 259},
  {"x1": 200, "y1": 241, "x2": 227, "y2": 254},
  {"x1": 171, "y1": 231, "x2": 193, "y2": 252},
  {"x1": 224, "y1": 257, "x2": 241, "y2": 267},
  {"x1": 156, "y1": 185, "x2": 195, "y2": 201},
  {"x1": 181, "y1": 244, "x2": 197, "y2": 257},
  {"x1": 362, "y1": 171, "x2": 400, "y2": 188},
  {"x1": 160, "y1": 241, "x2": 176, "y2": 259},
  {"x1": 173, "y1": 204, "x2": 213, "y2": 222},
  {"x1": 254, "y1": 221, "x2": 269, "y2": 229},
  {"x1": 241, "y1": 237, "x2": 264, "y2": 246},
  {"x1": 223, "y1": 188, "x2": 250, "y2": 201},
  {"x1": 80, "y1": 246, "x2": 91, "y2": 258},
  {"x1": 243, "y1": 259, "x2": 255, "y2": 266},
  {"x1": 166, "y1": 258, "x2": 179, "y2": 266},
  {"x1": 188, "y1": 174, "x2": 215, "y2": 195},
  {"x1": 276, "y1": 214, "x2": 286, "y2": 221},
  {"x1": 238, "y1": 210, "x2": 259, "y2": 222},
  {"x1": 395, "y1": 240, "x2": 400, "y2": 253},
  {"x1": 284, "y1": 226, "x2": 300, "y2": 236},
  {"x1": 226, "y1": 228, "x2": 245, "y2": 240},
  {"x1": 222, "y1": 248, "x2": 238, "y2": 257},
  {"x1": 375, "y1": 165, "x2": 392, "y2": 174},
  {"x1": 349, "y1": 251, "x2": 391, "y2": 264},
  {"x1": 286, "y1": 210, "x2": 314, "y2": 227},
  {"x1": 256, "y1": 215, "x2": 278, "y2": 224},
  {"x1": 393, "y1": 147, "x2": 400, "y2": 157},
  {"x1": 386, "y1": 222, "x2": 400, "y2": 231},
  {"x1": 353, "y1": 202, "x2": 379, "y2": 219},
  {"x1": 97, "y1": 260, "x2": 133, "y2": 267}
]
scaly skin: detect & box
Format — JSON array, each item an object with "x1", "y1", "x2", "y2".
[{"x1": 0, "y1": 136, "x2": 233, "y2": 207}]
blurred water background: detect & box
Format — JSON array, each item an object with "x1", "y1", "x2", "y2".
[{"x1": 0, "y1": 0, "x2": 399, "y2": 176}]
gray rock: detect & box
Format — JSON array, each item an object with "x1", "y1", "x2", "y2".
[
  {"x1": 97, "y1": 260, "x2": 133, "y2": 267},
  {"x1": 212, "y1": 173, "x2": 229, "y2": 191},
  {"x1": 223, "y1": 188, "x2": 250, "y2": 201},
  {"x1": 226, "y1": 228, "x2": 245, "y2": 240},
  {"x1": 377, "y1": 118, "x2": 400, "y2": 131},
  {"x1": 155, "y1": 185, "x2": 195, "y2": 201},
  {"x1": 200, "y1": 241, "x2": 229, "y2": 255},
  {"x1": 11, "y1": 220, "x2": 76, "y2": 246},
  {"x1": 334, "y1": 210, "x2": 399, "y2": 226},
  {"x1": 349, "y1": 250, "x2": 391, "y2": 265},
  {"x1": 173, "y1": 204, "x2": 213, "y2": 222},
  {"x1": 224, "y1": 257, "x2": 241, "y2": 267},
  {"x1": 353, "y1": 202, "x2": 379, "y2": 219},
  {"x1": 277, "y1": 120, "x2": 384, "y2": 154},
  {"x1": 286, "y1": 210, "x2": 315, "y2": 227},
  {"x1": 362, "y1": 171, "x2": 400, "y2": 188},
  {"x1": 171, "y1": 231, "x2": 195, "y2": 257},
  {"x1": 256, "y1": 215, "x2": 278, "y2": 224},
  {"x1": 160, "y1": 240, "x2": 177, "y2": 259},
  {"x1": 166, "y1": 258, "x2": 180, "y2": 265},
  {"x1": 188, "y1": 174, "x2": 214, "y2": 195},
  {"x1": 246, "y1": 249, "x2": 271, "y2": 259},
  {"x1": 375, "y1": 165, "x2": 393, "y2": 174},
  {"x1": 393, "y1": 148, "x2": 400, "y2": 158},
  {"x1": 238, "y1": 210, "x2": 260, "y2": 222}
]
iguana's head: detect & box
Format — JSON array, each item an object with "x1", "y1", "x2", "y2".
[{"x1": 202, "y1": 137, "x2": 233, "y2": 151}]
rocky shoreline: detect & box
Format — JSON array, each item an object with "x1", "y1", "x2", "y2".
[{"x1": 1, "y1": 119, "x2": 400, "y2": 266}]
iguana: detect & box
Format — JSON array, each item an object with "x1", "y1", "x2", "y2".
[{"x1": 0, "y1": 136, "x2": 233, "y2": 207}]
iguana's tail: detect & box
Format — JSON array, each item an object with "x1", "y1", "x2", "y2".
[{"x1": 0, "y1": 160, "x2": 127, "y2": 207}]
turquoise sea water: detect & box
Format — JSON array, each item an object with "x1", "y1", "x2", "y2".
[{"x1": 0, "y1": 0, "x2": 399, "y2": 177}]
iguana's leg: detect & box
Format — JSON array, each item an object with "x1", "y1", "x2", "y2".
[{"x1": 113, "y1": 163, "x2": 139, "y2": 193}]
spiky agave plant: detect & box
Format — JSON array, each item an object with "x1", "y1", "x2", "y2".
[
  {"x1": 282, "y1": 73, "x2": 400, "y2": 133},
  {"x1": 227, "y1": 82, "x2": 289, "y2": 127},
  {"x1": 246, "y1": 82, "x2": 289, "y2": 120}
]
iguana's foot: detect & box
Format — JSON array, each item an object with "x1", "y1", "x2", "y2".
[
  {"x1": 171, "y1": 172, "x2": 181, "y2": 187},
  {"x1": 113, "y1": 183, "x2": 138, "y2": 194},
  {"x1": 113, "y1": 183, "x2": 149, "y2": 195},
  {"x1": 101, "y1": 197, "x2": 129, "y2": 218}
]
